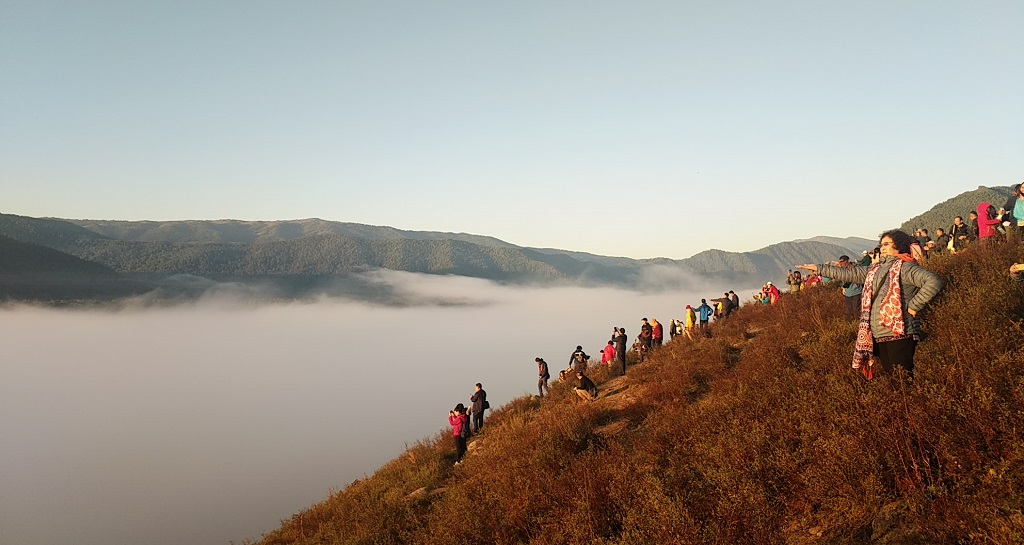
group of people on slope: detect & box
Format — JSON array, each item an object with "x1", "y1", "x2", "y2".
[
  {"x1": 447, "y1": 382, "x2": 489, "y2": 464},
  {"x1": 448, "y1": 189, "x2": 1024, "y2": 464},
  {"x1": 911, "y1": 188, "x2": 1024, "y2": 257},
  {"x1": 535, "y1": 352, "x2": 598, "y2": 403}
]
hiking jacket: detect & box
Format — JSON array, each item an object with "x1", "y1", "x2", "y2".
[
  {"x1": 577, "y1": 375, "x2": 597, "y2": 397},
  {"x1": 729, "y1": 293, "x2": 740, "y2": 310},
  {"x1": 569, "y1": 349, "x2": 588, "y2": 366},
  {"x1": 448, "y1": 413, "x2": 468, "y2": 437},
  {"x1": 818, "y1": 256, "x2": 943, "y2": 339},
  {"x1": 697, "y1": 304, "x2": 713, "y2": 321},
  {"x1": 950, "y1": 222, "x2": 972, "y2": 248},
  {"x1": 538, "y1": 360, "x2": 550, "y2": 380},
  {"x1": 601, "y1": 343, "x2": 615, "y2": 363},
  {"x1": 1003, "y1": 193, "x2": 1024, "y2": 225},
  {"x1": 685, "y1": 309, "x2": 697, "y2": 327},
  {"x1": 651, "y1": 321, "x2": 663, "y2": 339},
  {"x1": 977, "y1": 202, "x2": 1000, "y2": 239},
  {"x1": 613, "y1": 332, "x2": 627, "y2": 355},
  {"x1": 470, "y1": 390, "x2": 487, "y2": 414}
]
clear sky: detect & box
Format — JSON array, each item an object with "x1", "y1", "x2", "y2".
[{"x1": 2, "y1": 1, "x2": 1021, "y2": 259}]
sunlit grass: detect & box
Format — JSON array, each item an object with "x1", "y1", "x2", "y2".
[{"x1": 254, "y1": 238, "x2": 1024, "y2": 544}]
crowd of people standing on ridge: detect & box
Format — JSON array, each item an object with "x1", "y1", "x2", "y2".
[{"x1": 447, "y1": 188, "x2": 1024, "y2": 465}]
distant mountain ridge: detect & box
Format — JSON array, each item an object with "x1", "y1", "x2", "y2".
[
  {"x1": 68, "y1": 218, "x2": 517, "y2": 248},
  {"x1": 4, "y1": 188, "x2": 990, "y2": 303}
]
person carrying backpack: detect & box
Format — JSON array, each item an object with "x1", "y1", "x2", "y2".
[
  {"x1": 469, "y1": 383, "x2": 488, "y2": 433},
  {"x1": 448, "y1": 404, "x2": 470, "y2": 464},
  {"x1": 568, "y1": 345, "x2": 589, "y2": 373}
]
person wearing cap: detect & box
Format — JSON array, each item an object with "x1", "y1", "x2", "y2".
[
  {"x1": 684, "y1": 305, "x2": 697, "y2": 340},
  {"x1": 536, "y1": 357, "x2": 550, "y2": 398},
  {"x1": 639, "y1": 318, "x2": 653, "y2": 352},
  {"x1": 573, "y1": 371, "x2": 597, "y2": 402},
  {"x1": 448, "y1": 404, "x2": 469, "y2": 463},
  {"x1": 834, "y1": 255, "x2": 863, "y2": 320}
]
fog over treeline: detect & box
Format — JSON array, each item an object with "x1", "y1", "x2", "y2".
[{"x1": 1, "y1": 270, "x2": 745, "y2": 545}]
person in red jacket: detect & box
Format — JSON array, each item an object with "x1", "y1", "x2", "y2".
[
  {"x1": 601, "y1": 340, "x2": 615, "y2": 365},
  {"x1": 650, "y1": 318, "x2": 663, "y2": 348},
  {"x1": 977, "y1": 202, "x2": 1001, "y2": 240}
]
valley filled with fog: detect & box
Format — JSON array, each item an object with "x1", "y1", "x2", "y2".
[{"x1": 0, "y1": 270, "x2": 743, "y2": 545}]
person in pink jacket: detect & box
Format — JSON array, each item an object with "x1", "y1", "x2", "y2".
[
  {"x1": 977, "y1": 202, "x2": 1001, "y2": 239},
  {"x1": 448, "y1": 404, "x2": 469, "y2": 464}
]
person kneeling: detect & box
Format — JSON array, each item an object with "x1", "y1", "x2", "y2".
[{"x1": 574, "y1": 371, "x2": 597, "y2": 401}]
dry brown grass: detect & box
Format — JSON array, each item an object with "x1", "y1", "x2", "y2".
[{"x1": 254, "y1": 239, "x2": 1024, "y2": 545}]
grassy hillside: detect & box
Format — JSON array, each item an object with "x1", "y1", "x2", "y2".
[
  {"x1": 250, "y1": 238, "x2": 1024, "y2": 545},
  {"x1": 901, "y1": 186, "x2": 1014, "y2": 234}
]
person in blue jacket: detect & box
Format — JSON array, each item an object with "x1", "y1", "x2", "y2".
[{"x1": 696, "y1": 299, "x2": 714, "y2": 330}]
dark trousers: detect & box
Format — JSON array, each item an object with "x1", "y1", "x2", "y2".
[
  {"x1": 472, "y1": 411, "x2": 484, "y2": 432},
  {"x1": 874, "y1": 337, "x2": 917, "y2": 375},
  {"x1": 454, "y1": 436, "x2": 467, "y2": 461},
  {"x1": 616, "y1": 351, "x2": 626, "y2": 374},
  {"x1": 538, "y1": 377, "x2": 549, "y2": 398},
  {"x1": 844, "y1": 295, "x2": 860, "y2": 321}
]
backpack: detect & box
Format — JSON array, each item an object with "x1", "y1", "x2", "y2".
[
  {"x1": 459, "y1": 415, "x2": 471, "y2": 438},
  {"x1": 573, "y1": 351, "x2": 588, "y2": 364}
]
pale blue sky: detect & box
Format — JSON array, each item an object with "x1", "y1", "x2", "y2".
[{"x1": 2, "y1": 1, "x2": 1021, "y2": 259}]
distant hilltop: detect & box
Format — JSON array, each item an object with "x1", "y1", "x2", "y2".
[{"x1": 0, "y1": 185, "x2": 1011, "y2": 303}]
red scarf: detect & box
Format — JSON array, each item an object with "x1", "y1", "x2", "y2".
[{"x1": 852, "y1": 255, "x2": 913, "y2": 379}]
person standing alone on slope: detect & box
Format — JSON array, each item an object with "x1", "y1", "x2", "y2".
[
  {"x1": 536, "y1": 358, "x2": 550, "y2": 398},
  {"x1": 470, "y1": 383, "x2": 488, "y2": 433}
]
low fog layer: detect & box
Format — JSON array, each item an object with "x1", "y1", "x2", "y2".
[{"x1": 0, "y1": 270, "x2": 745, "y2": 545}]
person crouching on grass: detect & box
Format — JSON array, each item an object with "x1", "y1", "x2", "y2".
[
  {"x1": 574, "y1": 371, "x2": 597, "y2": 402},
  {"x1": 797, "y1": 229, "x2": 943, "y2": 379}
]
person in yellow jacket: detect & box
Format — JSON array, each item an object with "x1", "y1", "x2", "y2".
[{"x1": 684, "y1": 305, "x2": 697, "y2": 340}]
